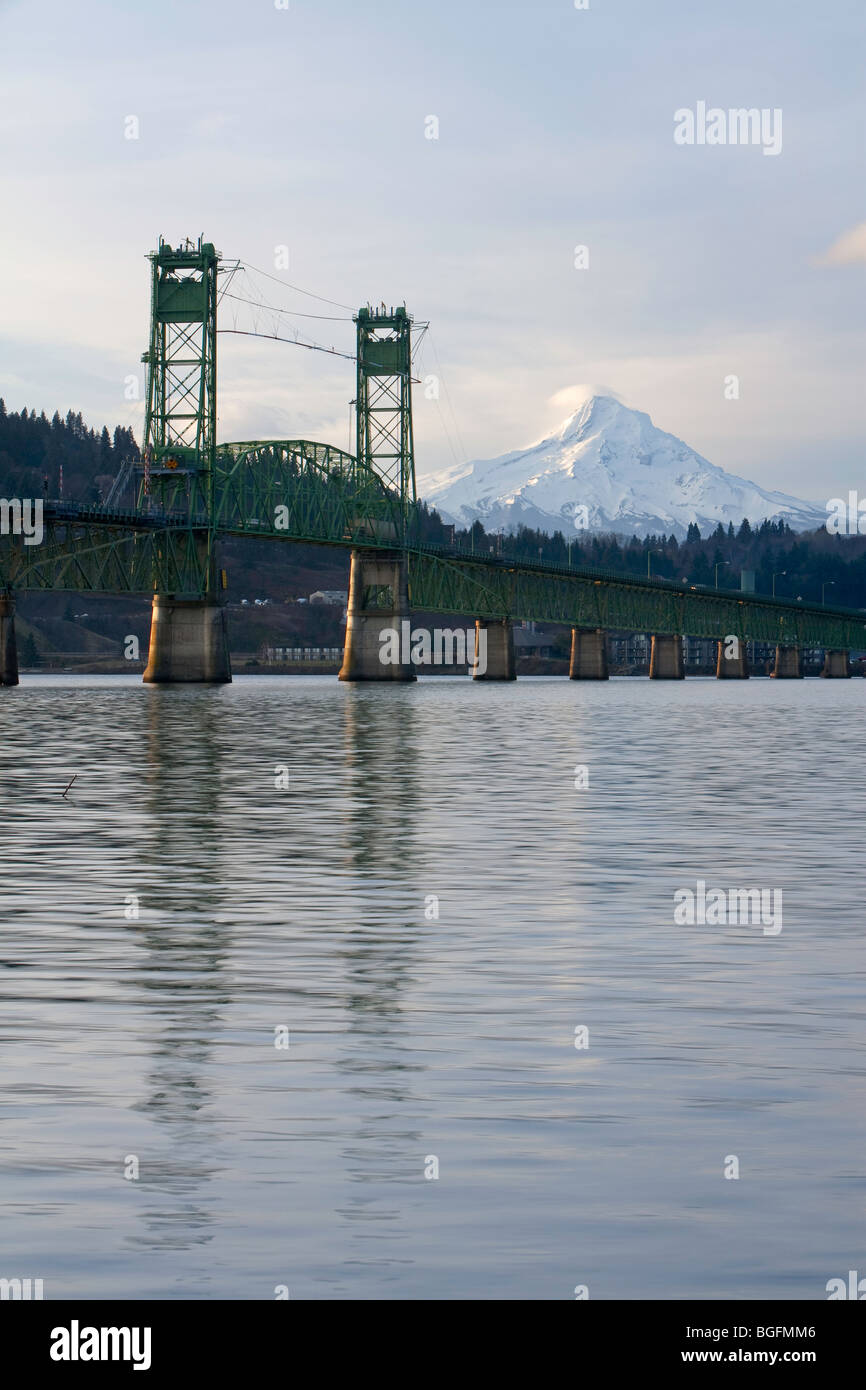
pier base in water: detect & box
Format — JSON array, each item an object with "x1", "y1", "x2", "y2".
[
  {"x1": 771, "y1": 645, "x2": 803, "y2": 679},
  {"x1": 473, "y1": 619, "x2": 516, "y2": 680},
  {"x1": 569, "y1": 628, "x2": 609, "y2": 680},
  {"x1": 338, "y1": 550, "x2": 416, "y2": 681},
  {"x1": 143, "y1": 597, "x2": 232, "y2": 683},
  {"x1": 649, "y1": 634, "x2": 684, "y2": 679},
  {"x1": 821, "y1": 649, "x2": 850, "y2": 678},
  {"x1": 716, "y1": 640, "x2": 749, "y2": 679},
  {"x1": 0, "y1": 596, "x2": 18, "y2": 687}
]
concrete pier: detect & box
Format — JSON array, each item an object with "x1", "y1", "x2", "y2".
[
  {"x1": 473, "y1": 618, "x2": 516, "y2": 681},
  {"x1": 771, "y1": 644, "x2": 803, "y2": 679},
  {"x1": 0, "y1": 595, "x2": 19, "y2": 687},
  {"x1": 821, "y1": 649, "x2": 850, "y2": 678},
  {"x1": 569, "y1": 627, "x2": 609, "y2": 680},
  {"x1": 339, "y1": 549, "x2": 416, "y2": 681},
  {"x1": 143, "y1": 597, "x2": 232, "y2": 683},
  {"x1": 716, "y1": 639, "x2": 749, "y2": 679},
  {"x1": 649, "y1": 633, "x2": 684, "y2": 679}
]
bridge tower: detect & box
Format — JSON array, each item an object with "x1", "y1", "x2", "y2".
[
  {"x1": 140, "y1": 237, "x2": 218, "y2": 519},
  {"x1": 354, "y1": 305, "x2": 416, "y2": 520},
  {"x1": 340, "y1": 306, "x2": 417, "y2": 680},
  {"x1": 139, "y1": 237, "x2": 230, "y2": 682}
]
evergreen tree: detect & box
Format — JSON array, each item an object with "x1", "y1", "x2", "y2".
[{"x1": 99, "y1": 425, "x2": 113, "y2": 469}]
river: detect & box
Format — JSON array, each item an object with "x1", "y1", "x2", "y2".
[{"x1": 1, "y1": 674, "x2": 863, "y2": 1299}]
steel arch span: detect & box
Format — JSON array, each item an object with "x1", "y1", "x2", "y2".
[{"x1": 212, "y1": 439, "x2": 404, "y2": 547}]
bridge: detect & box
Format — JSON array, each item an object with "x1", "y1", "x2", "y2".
[{"x1": 0, "y1": 235, "x2": 862, "y2": 685}]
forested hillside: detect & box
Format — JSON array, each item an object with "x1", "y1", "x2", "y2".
[{"x1": 0, "y1": 399, "x2": 139, "y2": 503}]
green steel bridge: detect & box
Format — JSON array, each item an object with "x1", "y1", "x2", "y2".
[
  {"x1": 9, "y1": 490, "x2": 866, "y2": 653},
  {"x1": 1, "y1": 235, "x2": 863, "y2": 680}
]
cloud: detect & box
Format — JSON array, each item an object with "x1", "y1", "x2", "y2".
[
  {"x1": 547, "y1": 383, "x2": 624, "y2": 414},
  {"x1": 816, "y1": 222, "x2": 866, "y2": 267}
]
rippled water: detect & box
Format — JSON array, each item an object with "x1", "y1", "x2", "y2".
[{"x1": 1, "y1": 674, "x2": 864, "y2": 1300}]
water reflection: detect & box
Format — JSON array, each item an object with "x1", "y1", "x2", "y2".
[
  {"x1": 126, "y1": 691, "x2": 232, "y2": 1250},
  {"x1": 335, "y1": 689, "x2": 425, "y2": 1254}
]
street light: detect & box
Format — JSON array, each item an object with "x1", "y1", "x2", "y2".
[
  {"x1": 714, "y1": 559, "x2": 731, "y2": 589},
  {"x1": 822, "y1": 580, "x2": 836, "y2": 605},
  {"x1": 647, "y1": 547, "x2": 663, "y2": 578},
  {"x1": 772, "y1": 570, "x2": 786, "y2": 597}
]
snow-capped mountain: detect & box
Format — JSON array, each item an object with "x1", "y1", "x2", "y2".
[{"x1": 422, "y1": 390, "x2": 825, "y2": 539}]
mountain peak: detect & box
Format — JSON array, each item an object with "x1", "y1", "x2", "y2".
[
  {"x1": 553, "y1": 391, "x2": 633, "y2": 444},
  {"x1": 546, "y1": 383, "x2": 620, "y2": 428},
  {"x1": 423, "y1": 394, "x2": 824, "y2": 540}
]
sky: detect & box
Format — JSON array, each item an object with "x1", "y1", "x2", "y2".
[{"x1": 0, "y1": 0, "x2": 863, "y2": 502}]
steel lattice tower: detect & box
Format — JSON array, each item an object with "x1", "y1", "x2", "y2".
[
  {"x1": 140, "y1": 237, "x2": 219, "y2": 524},
  {"x1": 354, "y1": 306, "x2": 416, "y2": 528}
]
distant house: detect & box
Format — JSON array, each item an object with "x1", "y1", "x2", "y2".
[
  {"x1": 513, "y1": 627, "x2": 554, "y2": 658},
  {"x1": 309, "y1": 590, "x2": 348, "y2": 606}
]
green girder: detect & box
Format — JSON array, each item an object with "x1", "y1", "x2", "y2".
[
  {"x1": 0, "y1": 519, "x2": 208, "y2": 597},
  {"x1": 405, "y1": 549, "x2": 866, "y2": 649}
]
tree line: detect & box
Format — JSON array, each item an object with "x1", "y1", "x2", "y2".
[
  {"x1": 415, "y1": 503, "x2": 866, "y2": 609},
  {"x1": 0, "y1": 399, "x2": 139, "y2": 504}
]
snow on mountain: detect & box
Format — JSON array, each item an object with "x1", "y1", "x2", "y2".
[{"x1": 422, "y1": 388, "x2": 825, "y2": 539}]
